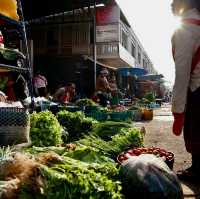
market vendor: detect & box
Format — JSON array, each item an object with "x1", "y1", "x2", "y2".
[
  {"x1": 53, "y1": 83, "x2": 76, "y2": 104},
  {"x1": 96, "y1": 69, "x2": 112, "y2": 107},
  {"x1": 109, "y1": 75, "x2": 119, "y2": 106},
  {"x1": 171, "y1": 0, "x2": 200, "y2": 179}
]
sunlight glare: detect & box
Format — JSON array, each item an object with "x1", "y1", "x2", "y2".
[{"x1": 171, "y1": 16, "x2": 182, "y2": 32}]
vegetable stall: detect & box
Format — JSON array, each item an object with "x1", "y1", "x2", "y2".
[{"x1": 0, "y1": 109, "x2": 183, "y2": 199}]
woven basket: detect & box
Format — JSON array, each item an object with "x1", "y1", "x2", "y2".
[{"x1": 0, "y1": 107, "x2": 30, "y2": 146}]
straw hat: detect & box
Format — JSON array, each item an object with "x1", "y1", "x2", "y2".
[{"x1": 100, "y1": 69, "x2": 109, "y2": 75}]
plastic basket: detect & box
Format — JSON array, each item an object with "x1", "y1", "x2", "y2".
[
  {"x1": 132, "y1": 110, "x2": 142, "y2": 121},
  {"x1": 86, "y1": 111, "x2": 108, "y2": 121},
  {"x1": 0, "y1": 107, "x2": 30, "y2": 146},
  {"x1": 84, "y1": 105, "x2": 99, "y2": 113},
  {"x1": 109, "y1": 111, "x2": 132, "y2": 122},
  {"x1": 62, "y1": 106, "x2": 81, "y2": 113}
]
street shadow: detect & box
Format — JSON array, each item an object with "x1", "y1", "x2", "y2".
[{"x1": 181, "y1": 180, "x2": 200, "y2": 199}]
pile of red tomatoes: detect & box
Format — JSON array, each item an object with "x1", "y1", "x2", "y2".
[{"x1": 117, "y1": 147, "x2": 174, "y2": 169}]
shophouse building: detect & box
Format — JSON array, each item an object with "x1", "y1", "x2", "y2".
[{"x1": 25, "y1": 0, "x2": 157, "y2": 96}]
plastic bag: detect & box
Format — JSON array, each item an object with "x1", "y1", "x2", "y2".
[{"x1": 121, "y1": 154, "x2": 183, "y2": 199}]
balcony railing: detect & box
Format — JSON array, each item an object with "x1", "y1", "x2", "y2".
[{"x1": 90, "y1": 42, "x2": 119, "y2": 58}]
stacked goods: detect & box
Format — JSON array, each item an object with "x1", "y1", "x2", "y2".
[{"x1": 30, "y1": 111, "x2": 62, "y2": 147}]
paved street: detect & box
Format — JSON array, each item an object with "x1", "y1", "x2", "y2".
[{"x1": 134, "y1": 104, "x2": 200, "y2": 199}]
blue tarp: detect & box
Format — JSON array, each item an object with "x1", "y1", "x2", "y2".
[
  {"x1": 138, "y1": 74, "x2": 164, "y2": 81},
  {"x1": 118, "y1": 67, "x2": 147, "y2": 77}
]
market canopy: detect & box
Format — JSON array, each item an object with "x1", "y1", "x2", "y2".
[
  {"x1": 21, "y1": 0, "x2": 111, "y2": 21},
  {"x1": 118, "y1": 67, "x2": 148, "y2": 77},
  {"x1": 137, "y1": 74, "x2": 164, "y2": 81}
]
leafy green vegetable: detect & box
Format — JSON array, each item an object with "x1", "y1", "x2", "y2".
[
  {"x1": 91, "y1": 121, "x2": 133, "y2": 141},
  {"x1": 40, "y1": 157, "x2": 123, "y2": 199},
  {"x1": 77, "y1": 128, "x2": 144, "y2": 158},
  {"x1": 24, "y1": 146, "x2": 68, "y2": 156},
  {"x1": 57, "y1": 111, "x2": 98, "y2": 142},
  {"x1": 30, "y1": 111, "x2": 62, "y2": 147},
  {"x1": 76, "y1": 98, "x2": 97, "y2": 107},
  {"x1": 63, "y1": 145, "x2": 113, "y2": 164}
]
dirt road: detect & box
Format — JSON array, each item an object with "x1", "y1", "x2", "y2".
[{"x1": 134, "y1": 104, "x2": 200, "y2": 199}]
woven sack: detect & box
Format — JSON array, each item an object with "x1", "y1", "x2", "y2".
[{"x1": 0, "y1": 107, "x2": 30, "y2": 146}]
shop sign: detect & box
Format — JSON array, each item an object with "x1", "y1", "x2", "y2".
[{"x1": 96, "y1": 24, "x2": 119, "y2": 42}]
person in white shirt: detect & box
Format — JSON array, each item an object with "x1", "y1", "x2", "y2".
[
  {"x1": 33, "y1": 71, "x2": 48, "y2": 97},
  {"x1": 171, "y1": 0, "x2": 200, "y2": 179}
]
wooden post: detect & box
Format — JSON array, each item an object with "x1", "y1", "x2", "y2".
[{"x1": 93, "y1": 0, "x2": 97, "y2": 90}]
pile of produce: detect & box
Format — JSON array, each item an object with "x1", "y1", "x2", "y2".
[
  {"x1": 77, "y1": 127, "x2": 144, "y2": 158},
  {"x1": 30, "y1": 111, "x2": 63, "y2": 147},
  {"x1": 76, "y1": 98, "x2": 97, "y2": 107},
  {"x1": 0, "y1": 108, "x2": 148, "y2": 198},
  {"x1": 117, "y1": 147, "x2": 174, "y2": 169},
  {"x1": 0, "y1": 145, "x2": 123, "y2": 199},
  {"x1": 91, "y1": 121, "x2": 133, "y2": 141},
  {"x1": 57, "y1": 110, "x2": 98, "y2": 142}
]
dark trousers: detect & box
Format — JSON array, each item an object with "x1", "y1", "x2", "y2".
[{"x1": 184, "y1": 87, "x2": 200, "y2": 154}]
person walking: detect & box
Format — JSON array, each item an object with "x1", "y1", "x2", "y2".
[{"x1": 171, "y1": 0, "x2": 200, "y2": 179}]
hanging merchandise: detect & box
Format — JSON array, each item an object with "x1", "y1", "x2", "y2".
[{"x1": 0, "y1": 0, "x2": 19, "y2": 21}]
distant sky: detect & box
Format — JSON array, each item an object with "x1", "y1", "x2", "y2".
[{"x1": 116, "y1": 0, "x2": 179, "y2": 87}]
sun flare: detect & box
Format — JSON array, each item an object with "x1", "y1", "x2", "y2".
[{"x1": 171, "y1": 16, "x2": 182, "y2": 32}]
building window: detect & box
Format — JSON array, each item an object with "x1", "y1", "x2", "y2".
[
  {"x1": 143, "y1": 59, "x2": 147, "y2": 69},
  {"x1": 131, "y1": 43, "x2": 136, "y2": 58},
  {"x1": 138, "y1": 52, "x2": 141, "y2": 64},
  {"x1": 122, "y1": 30, "x2": 128, "y2": 50}
]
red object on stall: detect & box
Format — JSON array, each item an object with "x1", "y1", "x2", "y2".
[{"x1": 0, "y1": 31, "x2": 4, "y2": 46}]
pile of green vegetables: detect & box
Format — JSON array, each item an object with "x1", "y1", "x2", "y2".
[
  {"x1": 30, "y1": 111, "x2": 63, "y2": 147},
  {"x1": 77, "y1": 127, "x2": 144, "y2": 159},
  {"x1": 18, "y1": 145, "x2": 123, "y2": 199},
  {"x1": 76, "y1": 98, "x2": 97, "y2": 107},
  {"x1": 91, "y1": 121, "x2": 133, "y2": 141},
  {"x1": 24, "y1": 110, "x2": 145, "y2": 198},
  {"x1": 57, "y1": 111, "x2": 98, "y2": 142}
]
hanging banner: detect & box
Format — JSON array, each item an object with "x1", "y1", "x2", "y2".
[
  {"x1": 96, "y1": 3, "x2": 120, "y2": 25},
  {"x1": 0, "y1": 0, "x2": 19, "y2": 21},
  {"x1": 96, "y1": 24, "x2": 119, "y2": 42}
]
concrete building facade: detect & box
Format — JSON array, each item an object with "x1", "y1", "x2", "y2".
[{"x1": 28, "y1": 1, "x2": 157, "y2": 96}]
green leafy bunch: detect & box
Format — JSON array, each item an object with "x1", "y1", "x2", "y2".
[
  {"x1": 57, "y1": 111, "x2": 97, "y2": 142},
  {"x1": 30, "y1": 111, "x2": 62, "y2": 147},
  {"x1": 76, "y1": 98, "x2": 97, "y2": 107}
]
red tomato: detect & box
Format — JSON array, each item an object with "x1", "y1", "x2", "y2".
[
  {"x1": 127, "y1": 149, "x2": 134, "y2": 155},
  {"x1": 124, "y1": 153, "x2": 132, "y2": 159},
  {"x1": 133, "y1": 149, "x2": 141, "y2": 155}
]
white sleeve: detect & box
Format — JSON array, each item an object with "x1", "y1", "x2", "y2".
[{"x1": 172, "y1": 28, "x2": 194, "y2": 113}]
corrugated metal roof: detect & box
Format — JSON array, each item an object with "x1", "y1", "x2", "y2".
[{"x1": 21, "y1": 0, "x2": 111, "y2": 20}]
